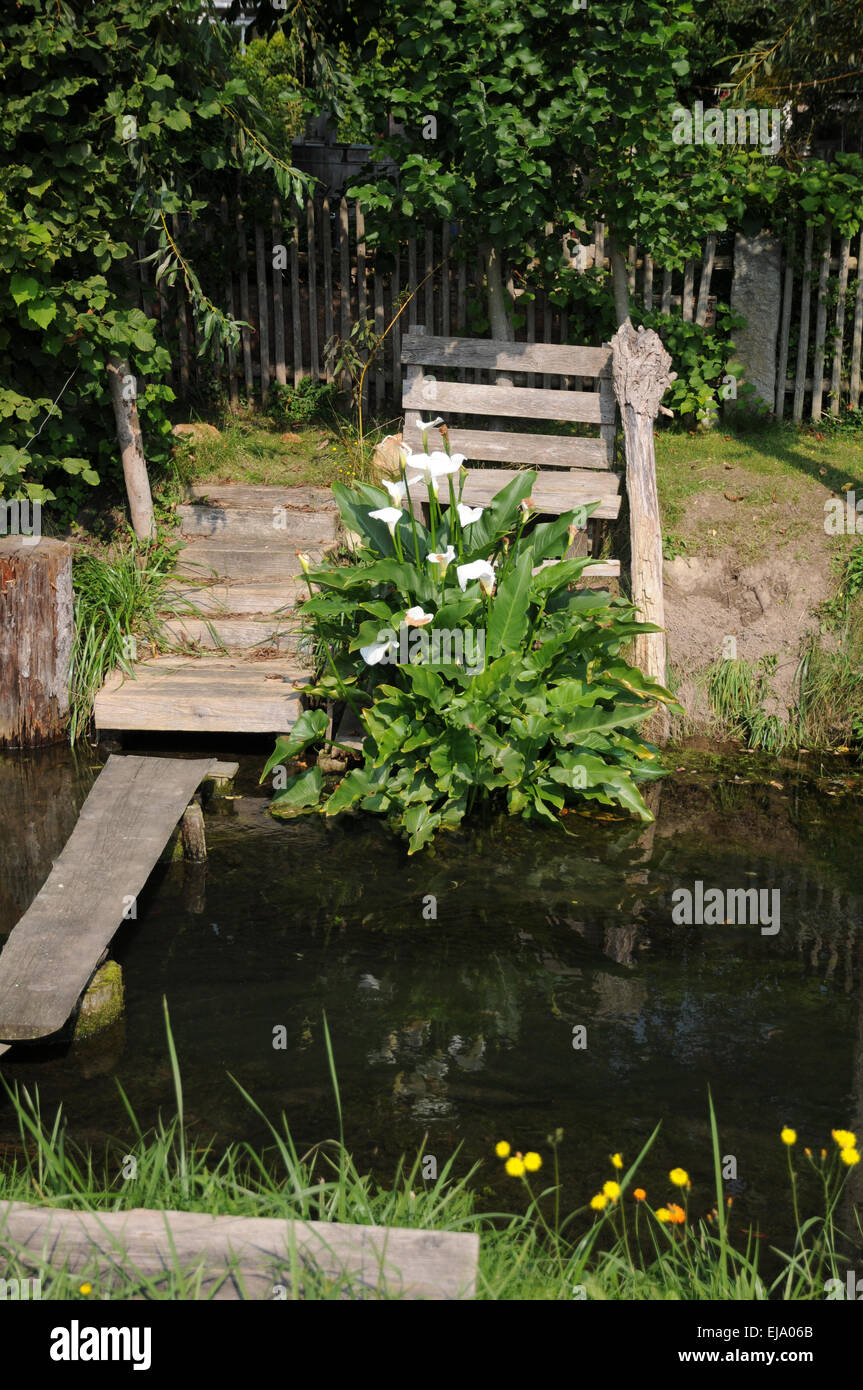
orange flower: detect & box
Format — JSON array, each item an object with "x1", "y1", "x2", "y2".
[
  {"x1": 633, "y1": 1188, "x2": 646, "y2": 1201},
  {"x1": 667, "y1": 1202, "x2": 686, "y2": 1224}
]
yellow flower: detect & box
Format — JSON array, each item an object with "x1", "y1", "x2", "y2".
[
  {"x1": 590, "y1": 1193, "x2": 608, "y2": 1211},
  {"x1": 780, "y1": 1127, "x2": 797, "y2": 1146},
  {"x1": 602, "y1": 1180, "x2": 621, "y2": 1201},
  {"x1": 495, "y1": 1140, "x2": 511, "y2": 1159},
  {"x1": 669, "y1": 1167, "x2": 689, "y2": 1187},
  {"x1": 840, "y1": 1148, "x2": 860, "y2": 1167},
  {"x1": 523, "y1": 1152, "x2": 542, "y2": 1172},
  {"x1": 655, "y1": 1208, "x2": 672, "y2": 1223},
  {"x1": 79, "y1": 1283, "x2": 92, "y2": 1295},
  {"x1": 832, "y1": 1129, "x2": 857, "y2": 1150},
  {"x1": 611, "y1": 1152, "x2": 623, "y2": 1170},
  {"x1": 505, "y1": 1156, "x2": 525, "y2": 1178}
]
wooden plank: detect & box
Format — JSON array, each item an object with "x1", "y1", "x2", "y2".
[
  {"x1": 355, "y1": 202, "x2": 368, "y2": 413},
  {"x1": 236, "y1": 198, "x2": 254, "y2": 401},
  {"x1": 404, "y1": 468, "x2": 620, "y2": 518},
  {"x1": 542, "y1": 292, "x2": 552, "y2": 388},
  {"x1": 171, "y1": 215, "x2": 191, "y2": 400},
  {"x1": 407, "y1": 237, "x2": 417, "y2": 328},
  {"x1": 775, "y1": 231, "x2": 794, "y2": 418},
  {"x1": 643, "y1": 253, "x2": 654, "y2": 311},
  {"x1": 425, "y1": 227, "x2": 434, "y2": 335},
  {"x1": 220, "y1": 197, "x2": 239, "y2": 408},
  {"x1": 830, "y1": 234, "x2": 851, "y2": 415},
  {"x1": 339, "y1": 198, "x2": 351, "y2": 390},
  {"x1": 627, "y1": 245, "x2": 637, "y2": 297},
  {"x1": 0, "y1": 1202, "x2": 479, "y2": 1301},
  {"x1": 306, "y1": 199, "x2": 319, "y2": 382},
  {"x1": 176, "y1": 541, "x2": 332, "y2": 582},
  {"x1": 401, "y1": 334, "x2": 611, "y2": 377},
  {"x1": 441, "y1": 222, "x2": 451, "y2": 339},
  {"x1": 254, "y1": 223, "x2": 271, "y2": 403},
  {"x1": 695, "y1": 233, "x2": 716, "y2": 327},
  {"x1": 321, "y1": 197, "x2": 334, "y2": 383},
  {"x1": 594, "y1": 221, "x2": 605, "y2": 270},
  {"x1": 0, "y1": 756, "x2": 217, "y2": 1040},
  {"x1": 598, "y1": 346, "x2": 616, "y2": 466},
  {"x1": 851, "y1": 229, "x2": 863, "y2": 410},
  {"x1": 95, "y1": 658, "x2": 311, "y2": 734},
  {"x1": 162, "y1": 616, "x2": 299, "y2": 651},
  {"x1": 661, "y1": 268, "x2": 672, "y2": 315},
  {"x1": 811, "y1": 222, "x2": 832, "y2": 421},
  {"x1": 177, "y1": 505, "x2": 338, "y2": 545},
  {"x1": 271, "y1": 200, "x2": 287, "y2": 387},
  {"x1": 401, "y1": 426, "x2": 612, "y2": 468},
  {"x1": 402, "y1": 378, "x2": 612, "y2": 423},
  {"x1": 682, "y1": 258, "x2": 695, "y2": 321},
  {"x1": 290, "y1": 214, "x2": 303, "y2": 386},
  {"x1": 391, "y1": 251, "x2": 401, "y2": 399},
  {"x1": 167, "y1": 583, "x2": 304, "y2": 617},
  {"x1": 185, "y1": 483, "x2": 337, "y2": 510},
  {"x1": 373, "y1": 269, "x2": 385, "y2": 410},
  {"x1": 793, "y1": 222, "x2": 814, "y2": 422},
  {"x1": 401, "y1": 321, "x2": 424, "y2": 443}
]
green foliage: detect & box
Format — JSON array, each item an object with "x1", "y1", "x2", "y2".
[
  {"x1": 0, "y1": 0, "x2": 306, "y2": 513},
  {"x1": 706, "y1": 654, "x2": 793, "y2": 752},
  {"x1": 69, "y1": 533, "x2": 207, "y2": 742},
  {"x1": 261, "y1": 467, "x2": 680, "y2": 852},
  {"x1": 268, "y1": 377, "x2": 336, "y2": 426},
  {"x1": 634, "y1": 306, "x2": 750, "y2": 425}
]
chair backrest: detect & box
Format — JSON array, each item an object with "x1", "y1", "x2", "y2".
[{"x1": 401, "y1": 328, "x2": 617, "y2": 470}]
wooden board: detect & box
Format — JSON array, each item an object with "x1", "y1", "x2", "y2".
[
  {"x1": 0, "y1": 756, "x2": 218, "y2": 1041},
  {"x1": 167, "y1": 583, "x2": 304, "y2": 616},
  {"x1": 0, "y1": 1202, "x2": 479, "y2": 1301},
  {"x1": 162, "y1": 617, "x2": 300, "y2": 651},
  {"x1": 95, "y1": 657, "x2": 310, "y2": 734},
  {"x1": 401, "y1": 333, "x2": 610, "y2": 377},
  {"x1": 185, "y1": 484, "x2": 337, "y2": 512},
  {"x1": 402, "y1": 378, "x2": 611, "y2": 423},
  {"x1": 401, "y1": 426, "x2": 611, "y2": 469},
  {"x1": 404, "y1": 468, "x2": 620, "y2": 518},
  {"x1": 177, "y1": 505, "x2": 337, "y2": 545},
  {"x1": 176, "y1": 541, "x2": 331, "y2": 583}
]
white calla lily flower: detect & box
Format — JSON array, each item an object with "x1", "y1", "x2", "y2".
[
  {"x1": 427, "y1": 545, "x2": 456, "y2": 576},
  {"x1": 368, "y1": 506, "x2": 403, "y2": 535},
  {"x1": 408, "y1": 451, "x2": 465, "y2": 497},
  {"x1": 404, "y1": 605, "x2": 434, "y2": 628},
  {"x1": 382, "y1": 478, "x2": 407, "y2": 503},
  {"x1": 415, "y1": 416, "x2": 444, "y2": 433},
  {"x1": 360, "y1": 635, "x2": 398, "y2": 665},
  {"x1": 456, "y1": 558, "x2": 497, "y2": 595},
  {"x1": 456, "y1": 503, "x2": 484, "y2": 526}
]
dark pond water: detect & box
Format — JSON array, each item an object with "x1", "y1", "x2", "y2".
[{"x1": 1, "y1": 741, "x2": 862, "y2": 1257}]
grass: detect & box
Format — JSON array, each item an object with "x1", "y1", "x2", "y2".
[
  {"x1": 0, "y1": 1008, "x2": 859, "y2": 1300},
  {"x1": 68, "y1": 532, "x2": 211, "y2": 743}
]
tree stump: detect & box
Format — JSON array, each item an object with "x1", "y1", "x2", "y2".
[
  {"x1": 0, "y1": 538, "x2": 73, "y2": 749},
  {"x1": 180, "y1": 794, "x2": 207, "y2": 862},
  {"x1": 611, "y1": 323, "x2": 676, "y2": 741}
]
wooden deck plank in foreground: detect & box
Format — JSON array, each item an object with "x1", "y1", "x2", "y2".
[
  {"x1": 0, "y1": 756, "x2": 218, "y2": 1041},
  {"x1": 0, "y1": 1202, "x2": 479, "y2": 1300}
]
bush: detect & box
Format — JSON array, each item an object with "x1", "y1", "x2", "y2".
[
  {"x1": 261, "y1": 460, "x2": 680, "y2": 852},
  {"x1": 268, "y1": 377, "x2": 336, "y2": 427}
]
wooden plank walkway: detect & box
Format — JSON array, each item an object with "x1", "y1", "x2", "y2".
[
  {"x1": 96, "y1": 656, "x2": 310, "y2": 733},
  {"x1": 0, "y1": 1202, "x2": 479, "y2": 1300},
  {"x1": 0, "y1": 756, "x2": 220, "y2": 1044}
]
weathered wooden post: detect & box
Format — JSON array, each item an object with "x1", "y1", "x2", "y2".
[
  {"x1": 611, "y1": 322, "x2": 675, "y2": 741},
  {"x1": 106, "y1": 356, "x2": 155, "y2": 541},
  {"x1": 0, "y1": 538, "x2": 73, "y2": 748}
]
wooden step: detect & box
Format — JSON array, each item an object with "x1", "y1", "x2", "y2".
[
  {"x1": 167, "y1": 583, "x2": 305, "y2": 616},
  {"x1": 178, "y1": 504, "x2": 338, "y2": 545},
  {"x1": 176, "y1": 541, "x2": 330, "y2": 582},
  {"x1": 95, "y1": 656, "x2": 311, "y2": 733},
  {"x1": 186, "y1": 484, "x2": 337, "y2": 511},
  {"x1": 162, "y1": 616, "x2": 302, "y2": 651}
]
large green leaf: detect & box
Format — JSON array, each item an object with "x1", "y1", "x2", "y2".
[
  {"x1": 270, "y1": 766, "x2": 324, "y2": 818},
  {"x1": 487, "y1": 550, "x2": 533, "y2": 658},
  {"x1": 260, "y1": 708, "x2": 328, "y2": 782}
]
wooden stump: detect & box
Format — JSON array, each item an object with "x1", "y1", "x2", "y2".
[
  {"x1": 180, "y1": 795, "x2": 207, "y2": 862},
  {"x1": 611, "y1": 323, "x2": 675, "y2": 741},
  {"x1": 0, "y1": 538, "x2": 73, "y2": 749}
]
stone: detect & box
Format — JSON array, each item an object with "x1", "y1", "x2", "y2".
[
  {"x1": 171, "y1": 422, "x2": 221, "y2": 443},
  {"x1": 371, "y1": 433, "x2": 404, "y2": 479},
  {"x1": 728, "y1": 230, "x2": 782, "y2": 413},
  {"x1": 73, "y1": 960, "x2": 124, "y2": 1040}
]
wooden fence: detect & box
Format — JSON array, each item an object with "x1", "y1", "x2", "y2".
[{"x1": 138, "y1": 200, "x2": 863, "y2": 422}]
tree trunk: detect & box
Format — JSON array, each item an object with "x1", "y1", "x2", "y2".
[
  {"x1": 482, "y1": 244, "x2": 515, "y2": 428},
  {"x1": 611, "y1": 322, "x2": 676, "y2": 741},
  {"x1": 607, "y1": 235, "x2": 632, "y2": 327},
  {"x1": 0, "y1": 538, "x2": 74, "y2": 748},
  {"x1": 107, "y1": 356, "x2": 155, "y2": 541}
]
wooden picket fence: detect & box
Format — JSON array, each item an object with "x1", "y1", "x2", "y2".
[{"x1": 137, "y1": 199, "x2": 862, "y2": 422}]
